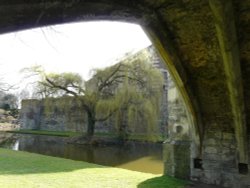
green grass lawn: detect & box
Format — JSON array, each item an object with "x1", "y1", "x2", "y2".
[{"x1": 0, "y1": 148, "x2": 186, "y2": 188}]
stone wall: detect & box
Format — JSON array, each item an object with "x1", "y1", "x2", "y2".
[
  {"x1": 190, "y1": 131, "x2": 250, "y2": 188},
  {"x1": 20, "y1": 99, "x2": 42, "y2": 130},
  {"x1": 20, "y1": 96, "x2": 165, "y2": 136},
  {"x1": 20, "y1": 97, "x2": 86, "y2": 132},
  {"x1": 199, "y1": 132, "x2": 238, "y2": 186}
]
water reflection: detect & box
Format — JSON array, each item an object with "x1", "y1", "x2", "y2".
[
  {"x1": 0, "y1": 132, "x2": 163, "y2": 174},
  {"x1": 0, "y1": 132, "x2": 19, "y2": 149},
  {"x1": 12, "y1": 140, "x2": 19, "y2": 151}
]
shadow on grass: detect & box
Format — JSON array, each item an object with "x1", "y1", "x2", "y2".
[{"x1": 137, "y1": 175, "x2": 187, "y2": 188}]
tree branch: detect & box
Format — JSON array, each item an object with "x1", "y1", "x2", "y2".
[
  {"x1": 98, "y1": 63, "x2": 124, "y2": 92},
  {"x1": 45, "y1": 77, "x2": 78, "y2": 97},
  {"x1": 95, "y1": 108, "x2": 118, "y2": 122}
]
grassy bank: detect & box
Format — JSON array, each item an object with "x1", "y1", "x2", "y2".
[
  {"x1": 0, "y1": 148, "x2": 186, "y2": 188},
  {"x1": 7, "y1": 130, "x2": 81, "y2": 137},
  {"x1": 8, "y1": 130, "x2": 165, "y2": 142}
]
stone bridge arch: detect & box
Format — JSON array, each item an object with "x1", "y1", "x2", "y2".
[{"x1": 1, "y1": 0, "x2": 250, "y2": 187}]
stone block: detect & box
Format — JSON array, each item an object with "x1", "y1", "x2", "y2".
[
  {"x1": 204, "y1": 138, "x2": 217, "y2": 146},
  {"x1": 221, "y1": 147, "x2": 231, "y2": 154},
  {"x1": 202, "y1": 159, "x2": 222, "y2": 170},
  {"x1": 222, "y1": 141, "x2": 232, "y2": 148},
  {"x1": 238, "y1": 174, "x2": 250, "y2": 188},
  {"x1": 221, "y1": 172, "x2": 236, "y2": 187},
  {"x1": 164, "y1": 163, "x2": 175, "y2": 176},
  {"x1": 204, "y1": 146, "x2": 218, "y2": 154},
  {"x1": 223, "y1": 132, "x2": 235, "y2": 141},
  {"x1": 163, "y1": 141, "x2": 174, "y2": 161},
  {"x1": 221, "y1": 163, "x2": 237, "y2": 172},
  {"x1": 203, "y1": 152, "x2": 221, "y2": 161},
  {"x1": 202, "y1": 170, "x2": 222, "y2": 185},
  {"x1": 221, "y1": 154, "x2": 235, "y2": 162},
  {"x1": 191, "y1": 168, "x2": 204, "y2": 181},
  {"x1": 205, "y1": 131, "x2": 222, "y2": 139}
]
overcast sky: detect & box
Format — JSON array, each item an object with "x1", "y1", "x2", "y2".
[{"x1": 0, "y1": 21, "x2": 151, "y2": 93}]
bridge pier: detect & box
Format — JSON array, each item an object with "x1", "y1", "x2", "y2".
[
  {"x1": 164, "y1": 130, "x2": 250, "y2": 187},
  {"x1": 163, "y1": 139, "x2": 191, "y2": 179},
  {"x1": 164, "y1": 80, "x2": 250, "y2": 187}
]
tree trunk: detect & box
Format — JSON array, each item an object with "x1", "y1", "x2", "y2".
[
  {"x1": 118, "y1": 110, "x2": 128, "y2": 140},
  {"x1": 87, "y1": 111, "x2": 95, "y2": 138}
]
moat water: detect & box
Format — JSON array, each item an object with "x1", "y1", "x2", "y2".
[{"x1": 0, "y1": 132, "x2": 163, "y2": 174}]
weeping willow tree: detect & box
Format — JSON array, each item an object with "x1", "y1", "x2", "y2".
[
  {"x1": 106, "y1": 57, "x2": 164, "y2": 140},
  {"x1": 24, "y1": 54, "x2": 164, "y2": 139}
]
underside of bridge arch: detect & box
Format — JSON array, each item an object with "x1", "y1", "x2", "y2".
[{"x1": 1, "y1": 0, "x2": 250, "y2": 187}]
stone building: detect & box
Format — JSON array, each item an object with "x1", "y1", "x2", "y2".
[{"x1": 20, "y1": 45, "x2": 185, "y2": 140}]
